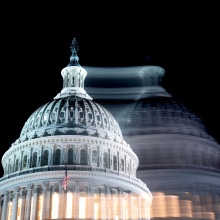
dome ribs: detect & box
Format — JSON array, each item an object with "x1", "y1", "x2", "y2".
[
  {"x1": 82, "y1": 99, "x2": 93, "y2": 126},
  {"x1": 18, "y1": 97, "x2": 124, "y2": 143},
  {"x1": 42, "y1": 100, "x2": 57, "y2": 127},
  {"x1": 92, "y1": 101, "x2": 104, "y2": 129},
  {"x1": 68, "y1": 97, "x2": 76, "y2": 124},
  {"x1": 47, "y1": 99, "x2": 59, "y2": 125},
  {"x1": 53, "y1": 99, "x2": 62, "y2": 125},
  {"x1": 89, "y1": 101, "x2": 102, "y2": 128},
  {"x1": 76, "y1": 97, "x2": 84, "y2": 125}
]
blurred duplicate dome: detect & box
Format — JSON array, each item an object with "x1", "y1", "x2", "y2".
[
  {"x1": 84, "y1": 66, "x2": 212, "y2": 141},
  {"x1": 84, "y1": 65, "x2": 220, "y2": 220}
]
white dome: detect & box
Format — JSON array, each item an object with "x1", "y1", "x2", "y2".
[{"x1": 19, "y1": 96, "x2": 123, "y2": 143}]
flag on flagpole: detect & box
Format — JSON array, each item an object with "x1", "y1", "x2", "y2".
[{"x1": 62, "y1": 163, "x2": 68, "y2": 190}]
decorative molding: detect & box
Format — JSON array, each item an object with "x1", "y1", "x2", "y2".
[
  {"x1": 14, "y1": 186, "x2": 20, "y2": 193},
  {"x1": 27, "y1": 183, "x2": 33, "y2": 190},
  {"x1": 42, "y1": 181, "x2": 49, "y2": 188}
]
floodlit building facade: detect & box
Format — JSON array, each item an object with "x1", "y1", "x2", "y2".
[
  {"x1": 0, "y1": 39, "x2": 152, "y2": 220},
  {"x1": 84, "y1": 66, "x2": 220, "y2": 220}
]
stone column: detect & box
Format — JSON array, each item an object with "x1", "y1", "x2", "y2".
[
  {"x1": 11, "y1": 187, "x2": 20, "y2": 220},
  {"x1": 117, "y1": 152, "x2": 120, "y2": 172},
  {"x1": 138, "y1": 196, "x2": 142, "y2": 220},
  {"x1": 190, "y1": 189, "x2": 202, "y2": 219},
  {"x1": 124, "y1": 155, "x2": 127, "y2": 173},
  {"x1": 111, "y1": 189, "x2": 117, "y2": 220},
  {"x1": 20, "y1": 151, "x2": 24, "y2": 170},
  {"x1": 141, "y1": 199, "x2": 147, "y2": 220},
  {"x1": 1, "y1": 191, "x2": 9, "y2": 220},
  {"x1": 20, "y1": 189, "x2": 26, "y2": 220},
  {"x1": 202, "y1": 185, "x2": 212, "y2": 212},
  {"x1": 106, "y1": 185, "x2": 111, "y2": 220},
  {"x1": 45, "y1": 185, "x2": 51, "y2": 219},
  {"x1": 118, "y1": 188, "x2": 124, "y2": 220},
  {"x1": 26, "y1": 184, "x2": 33, "y2": 220},
  {"x1": 100, "y1": 187, "x2": 106, "y2": 220},
  {"x1": 58, "y1": 180, "x2": 64, "y2": 219},
  {"x1": 97, "y1": 146, "x2": 100, "y2": 167},
  {"x1": 13, "y1": 155, "x2": 16, "y2": 172},
  {"x1": 73, "y1": 181, "x2": 79, "y2": 220},
  {"x1": 211, "y1": 187, "x2": 220, "y2": 220},
  {"x1": 108, "y1": 149, "x2": 110, "y2": 169},
  {"x1": 41, "y1": 182, "x2": 48, "y2": 220},
  {"x1": 31, "y1": 185, "x2": 39, "y2": 220},
  {"x1": 0, "y1": 198, "x2": 2, "y2": 220},
  {"x1": 88, "y1": 182, "x2": 95, "y2": 220},
  {"x1": 128, "y1": 191, "x2": 133, "y2": 220}
]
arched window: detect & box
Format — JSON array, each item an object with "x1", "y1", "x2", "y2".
[
  {"x1": 55, "y1": 149, "x2": 61, "y2": 165},
  {"x1": 103, "y1": 152, "x2": 108, "y2": 168},
  {"x1": 113, "y1": 155, "x2": 117, "y2": 171},
  {"x1": 51, "y1": 193, "x2": 58, "y2": 219},
  {"x1": 17, "y1": 199, "x2": 22, "y2": 220},
  {"x1": 79, "y1": 194, "x2": 86, "y2": 219},
  {"x1": 37, "y1": 195, "x2": 43, "y2": 220},
  {"x1": 68, "y1": 148, "x2": 73, "y2": 165},
  {"x1": 32, "y1": 152, "x2": 37, "y2": 168},
  {"x1": 72, "y1": 76, "x2": 75, "y2": 85},
  {"x1": 94, "y1": 194, "x2": 99, "y2": 219},
  {"x1": 15, "y1": 159, "x2": 19, "y2": 172},
  {"x1": 121, "y1": 159, "x2": 124, "y2": 171},
  {"x1": 7, "y1": 201, "x2": 12, "y2": 220},
  {"x1": 23, "y1": 155, "x2": 27, "y2": 170},
  {"x1": 66, "y1": 192, "x2": 72, "y2": 218},
  {"x1": 80, "y1": 149, "x2": 86, "y2": 165},
  {"x1": 44, "y1": 150, "x2": 49, "y2": 166},
  {"x1": 92, "y1": 150, "x2": 98, "y2": 167}
]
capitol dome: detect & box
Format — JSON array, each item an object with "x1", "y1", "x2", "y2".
[
  {"x1": 0, "y1": 39, "x2": 152, "y2": 220},
  {"x1": 20, "y1": 96, "x2": 123, "y2": 143}
]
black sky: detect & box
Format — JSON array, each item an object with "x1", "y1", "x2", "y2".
[{"x1": 0, "y1": 6, "x2": 219, "y2": 176}]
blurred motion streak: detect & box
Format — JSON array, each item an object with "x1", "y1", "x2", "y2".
[{"x1": 84, "y1": 66, "x2": 220, "y2": 220}]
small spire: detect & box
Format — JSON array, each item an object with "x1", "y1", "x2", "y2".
[{"x1": 68, "y1": 38, "x2": 81, "y2": 67}]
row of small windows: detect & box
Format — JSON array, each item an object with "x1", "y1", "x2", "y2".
[{"x1": 4, "y1": 149, "x2": 132, "y2": 175}]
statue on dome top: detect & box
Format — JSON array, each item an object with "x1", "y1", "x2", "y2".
[{"x1": 70, "y1": 38, "x2": 79, "y2": 55}]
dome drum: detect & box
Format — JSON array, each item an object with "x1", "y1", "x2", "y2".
[{"x1": 2, "y1": 136, "x2": 138, "y2": 178}]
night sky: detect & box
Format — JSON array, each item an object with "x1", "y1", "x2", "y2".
[{"x1": 1, "y1": 7, "x2": 219, "y2": 176}]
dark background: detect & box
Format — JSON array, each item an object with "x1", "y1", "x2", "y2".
[{"x1": 0, "y1": 5, "x2": 219, "y2": 176}]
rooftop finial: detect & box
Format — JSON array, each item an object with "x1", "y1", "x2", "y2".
[
  {"x1": 68, "y1": 38, "x2": 80, "y2": 67},
  {"x1": 70, "y1": 38, "x2": 79, "y2": 55}
]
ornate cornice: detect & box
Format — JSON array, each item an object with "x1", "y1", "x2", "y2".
[{"x1": 0, "y1": 170, "x2": 150, "y2": 197}]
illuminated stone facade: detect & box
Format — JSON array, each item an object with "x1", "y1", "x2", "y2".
[{"x1": 0, "y1": 39, "x2": 152, "y2": 220}]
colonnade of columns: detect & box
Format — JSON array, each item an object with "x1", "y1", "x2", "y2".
[
  {"x1": 0, "y1": 182, "x2": 150, "y2": 220},
  {"x1": 150, "y1": 185, "x2": 220, "y2": 220}
]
